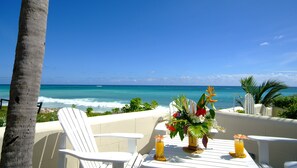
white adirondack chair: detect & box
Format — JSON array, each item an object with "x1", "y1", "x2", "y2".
[
  {"x1": 58, "y1": 107, "x2": 144, "y2": 168},
  {"x1": 244, "y1": 93, "x2": 255, "y2": 114},
  {"x1": 248, "y1": 135, "x2": 297, "y2": 168}
]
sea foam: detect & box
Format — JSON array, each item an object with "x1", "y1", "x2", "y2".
[{"x1": 38, "y1": 96, "x2": 126, "y2": 108}]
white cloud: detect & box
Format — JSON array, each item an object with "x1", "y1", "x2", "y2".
[
  {"x1": 260, "y1": 42, "x2": 269, "y2": 46},
  {"x1": 39, "y1": 72, "x2": 297, "y2": 86},
  {"x1": 274, "y1": 35, "x2": 284, "y2": 40}
]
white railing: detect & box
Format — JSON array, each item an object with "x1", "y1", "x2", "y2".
[{"x1": 0, "y1": 108, "x2": 296, "y2": 168}]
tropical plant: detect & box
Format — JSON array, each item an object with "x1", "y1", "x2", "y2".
[
  {"x1": 0, "y1": 0, "x2": 49, "y2": 167},
  {"x1": 239, "y1": 76, "x2": 288, "y2": 107}
]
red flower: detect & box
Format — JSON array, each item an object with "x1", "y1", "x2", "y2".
[
  {"x1": 196, "y1": 107, "x2": 206, "y2": 116},
  {"x1": 172, "y1": 112, "x2": 179, "y2": 118},
  {"x1": 166, "y1": 123, "x2": 176, "y2": 131}
]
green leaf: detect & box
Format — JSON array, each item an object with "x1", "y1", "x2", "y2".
[
  {"x1": 197, "y1": 94, "x2": 206, "y2": 108},
  {"x1": 188, "y1": 125, "x2": 204, "y2": 138},
  {"x1": 179, "y1": 130, "x2": 185, "y2": 141},
  {"x1": 209, "y1": 109, "x2": 215, "y2": 119}
]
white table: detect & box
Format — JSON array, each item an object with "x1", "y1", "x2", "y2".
[{"x1": 141, "y1": 135, "x2": 258, "y2": 168}]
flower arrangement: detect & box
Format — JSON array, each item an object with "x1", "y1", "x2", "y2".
[{"x1": 166, "y1": 86, "x2": 224, "y2": 148}]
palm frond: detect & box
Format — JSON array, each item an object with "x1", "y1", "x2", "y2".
[
  {"x1": 240, "y1": 76, "x2": 288, "y2": 107},
  {"x1": 260, "y1": 80, "x2": 288, "y2": 106},
  {"x1": 240, "y1": 76, "x2": 257, "y2": 94}
]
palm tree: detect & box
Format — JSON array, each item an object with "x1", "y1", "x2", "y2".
[
  {"x1": 0, "y1": 0, "x2": 49, "y2": 167},
  {"x1": 240, "y1": 76, "x2": 288, "y2": 107}
]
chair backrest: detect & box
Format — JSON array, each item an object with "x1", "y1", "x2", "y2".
[
  {"x1": 169, "y1": 99, "x2": 197, "y2": 115},
  {"x1": 244, "y1": 93, "x2": 255, "y2": 114},
  {"x1": 169, "y1": 101, "x2": 177, "y2": 116},
  {"x1": 188, "y1": 99, "x2": 197, "y2": 114},
  {"x1": 58, "y1": 107, "x2": 104, "y2": 168}
]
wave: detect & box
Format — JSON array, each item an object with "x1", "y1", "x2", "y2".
[{"x1": 38, "y1": 96, "x2": 125, "y2": 108}]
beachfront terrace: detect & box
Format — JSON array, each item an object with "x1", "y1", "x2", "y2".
[{"x1": 0, "y1": 108, "x2": 296, "y2": 168}]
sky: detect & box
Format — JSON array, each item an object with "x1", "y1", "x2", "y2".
[{"x1": 1, "y1": 0, "x2": 297, "y2": 86}]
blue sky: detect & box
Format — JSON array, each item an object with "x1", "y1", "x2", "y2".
[{"x1": 1, "y1": 1, "x2": 297, "y2": 86}]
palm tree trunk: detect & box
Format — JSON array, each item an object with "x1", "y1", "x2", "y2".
[{"x1": 0, "y1": 0, "x2": 48, "y2": 167}]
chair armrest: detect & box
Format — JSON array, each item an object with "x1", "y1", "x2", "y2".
[
  {"x1": 93, "y1": 133, "x2": 144, "y2": 139},
  {"x1": 154, "y1": 121, "x2": 167, "y2": 131},
  {"x1": 59, "y1": 149, "x2": 132, "y2": 162},
  {"x1": 248, "y1": 135, "x2": 297, "y2": 165},
  {"x1": 248, "y1": 135, "x2": 297, "y2": 143},
  {"x1": 93, "y1": 133, "x2": 144, "y2": 154}
]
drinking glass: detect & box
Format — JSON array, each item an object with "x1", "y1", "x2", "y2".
[
  {"x1": 234, "y1": 138, "x2": 244, "y2": 157},
  {"x1": 155, "y1": 135, "x2": 164, "y2": 158}
]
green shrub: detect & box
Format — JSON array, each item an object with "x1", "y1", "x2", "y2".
[
  {"x1": 151, "y1": 100, "x2": 159, "y2": 109},
  {"x1": 273, "y1": 96, "x2": 297, "y2": 108},
  {"x1": 130, "y1": 97, "x2": 142, "y2": 112},
  {"x1": 86, "y1": 107, "x2": 93, "y2": 113},
  {"x1": 236, "y1": 109, "x2": 245, "y2": 113},
  {"x1": 119, "y1": 98, "x2": 158, "y2": 112},
  {"x1": 278, "y1": 103, "x2": 297, "y2": 119},
  {"x1": 143, "y1": 102, "x2": 151, "y2": 110},
  {"x1": 0, "y1": 106, "x2": 8, "y2": 118},
  {"x1": 86, "y1": 111, "x2": 101, "y2": 117},
  {"x1": 36, "y1": 112, "x2": 58, "y2": 122},
  {"x1": 121, "y1": 104, "x2": 130, "y2": 113},
  {"x1": 112, "y1": 108, "x2": 120, "y2": 113},
  {"x1": 0, "y1": 117, "x2": 6, "y2": 127},
  {"x1": 273, "y1": 95, "x2": 297, "y2": 119}
]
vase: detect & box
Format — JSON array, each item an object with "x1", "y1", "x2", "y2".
[
  {"x1": 185, "y1": 133, "x2": 204, "y2": 154},
  {"x1": 188, "y1": 133, "x2": 198, "y2": 150}
]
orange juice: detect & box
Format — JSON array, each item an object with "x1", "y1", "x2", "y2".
[
  {"x1": 155, "y1": 141, "x2": 164, "y2": 157},
  {"x1": 234, "y1": 139, "x2": 244, "y2": 156}
]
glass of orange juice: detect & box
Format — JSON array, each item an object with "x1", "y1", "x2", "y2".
[
  {"x1": 155, "y1": 135, "x2": 164, "y2": 158},
  {"x1": 234, "y1": 138, "x2": 244, "y2": 157}
]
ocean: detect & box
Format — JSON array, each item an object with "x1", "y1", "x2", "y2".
[{"x1": 1, "y1": 85, "x2": 297, "y2": 112}]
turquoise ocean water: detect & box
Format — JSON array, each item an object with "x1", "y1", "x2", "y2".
[{"x1": 1, "y1": 85, "x2": 297, "y2": 112}]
